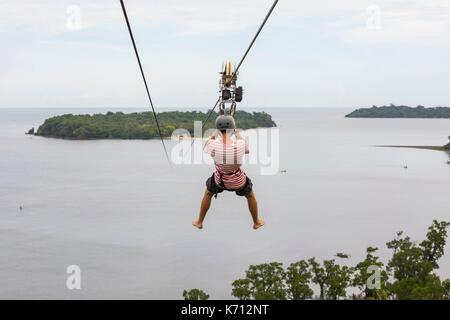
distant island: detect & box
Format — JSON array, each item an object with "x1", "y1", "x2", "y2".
[
  {"x1": 35, "y1": 110, "x2": 276, "y2": 140},
  {"x1": 346, "y1": 105, "x2": 450, "y2": 118}
]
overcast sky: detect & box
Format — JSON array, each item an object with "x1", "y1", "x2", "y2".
[{"x1": 0, "y1": 0, "x2": 449, "y2": 109}]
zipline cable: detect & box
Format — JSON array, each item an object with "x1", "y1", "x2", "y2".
[
  {"x1": 234, "y1": 0, "x2": 279, "y2": 78},
  {"x1": 120, "y1": 0, "x2": 170, "y2": 163},
  {"x1": 199, "y1": 0, "x2": 279, "y2": 137}
]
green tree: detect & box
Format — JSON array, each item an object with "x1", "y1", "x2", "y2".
[
  {"x1": 231, "y1": 262, "x2": 287, "y2": 300},
  {"x1": 323, "y1": 260, "x2": 352, "y2": 300},
  {"x1": 231, "y1": 279, "x2": 252, "y2": 300},
  {"x1": 308, "y1": 258, "x2": 327, "y2": 299},
  {"x1": 182, "y1": 289, "x2": 210, "y2": 300},
  {"x1": 442, "y1": 279, "x2": 450, "y2": 299},
  {"x1": 352, "y1": 247, "x2": 389, "y2": 299},
  {"x1": 420, "y1": 220, "x2": 450, "y2": 268},
  {"x1": 386, "y1": 220, "x2": 450, "y2": 299},
  {"x1": 309, "y1": 258, "x2": 352, "y2": 300},
  {"x1": 285, "y1": 260, "x2": 313, "y2": 300}
]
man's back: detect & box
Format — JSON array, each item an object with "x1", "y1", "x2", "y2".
[{"x1": 206, "y1": 137, "x2": 249, "y2": 190}]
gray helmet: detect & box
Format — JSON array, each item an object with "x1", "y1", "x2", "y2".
[{"x1": 215, "y1": 115, "x2": 235, "y2": 131}]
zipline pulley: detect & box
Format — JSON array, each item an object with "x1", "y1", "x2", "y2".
[{"x1": 219, "y1": 61, "x2": 243, "y2": 118}]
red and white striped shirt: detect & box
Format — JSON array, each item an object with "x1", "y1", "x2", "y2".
[{"x1": 205, "y1": 137, "x2": 249, "y2": 190}]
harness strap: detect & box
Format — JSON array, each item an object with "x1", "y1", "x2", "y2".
[{"x1": 214, "y1": 169, "x2": 241, "y2": 198}]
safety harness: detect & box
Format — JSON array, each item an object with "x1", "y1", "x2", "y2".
[{"x1": 213, "y1": 168, "x2": 242, "y2": 198}]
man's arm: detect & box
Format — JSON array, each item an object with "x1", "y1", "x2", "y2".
[
  {"x1": 204, "y1": 130, "x2": 217, "y2": 154},
  {"x1": 234, "y1": 129, "x2": 249, "y2": 154},
  {"x1": 234, "y1": 129, "x2": 243, "y2": 140}
]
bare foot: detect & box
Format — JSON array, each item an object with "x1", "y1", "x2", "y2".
[
  {"x1": 192, "y1": 219, "x2": 203, "y2": 229},
  {"x1": 253, "y1": 219, "x2": 265, "y2": 230}
]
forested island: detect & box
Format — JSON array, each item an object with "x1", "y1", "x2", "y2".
[
  {"x1": 35, "y1": 110, "x2": 276, "y2": 140},
  {"x1": 346, "y1": 105, "x2": 450, "y2": 118}
]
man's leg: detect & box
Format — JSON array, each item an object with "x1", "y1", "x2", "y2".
[
  {"x1": 245, "y1": 191, "x2": 264, "y2": 230},
  {"x1": 193, "y1": 189, "x2": 214, "y2": 229}
]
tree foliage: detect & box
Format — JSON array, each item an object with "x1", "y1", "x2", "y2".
[
  {"x1": 351, "y1": 247, "x2": 389, "y2": 299},
  {"x1": 386, "y1": 220, "x2": 450, "y2": 299},
  {"x1": 232, "y1": 262, "x2": 287, "y2": 300},
  {"x1": 285, "y1": 260, "x2": 313, "y2": 300},
  {"x1": 308, "y1": 258, "x2": 352, "y2": 300},
  {"x1": 188, "y1": 220, "x2": 450, "y2": 300},
  {"x1": 182, "y1": 288, "x2": 210, "y2": 300}
]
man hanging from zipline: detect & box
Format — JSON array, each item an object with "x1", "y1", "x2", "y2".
[
  {"x1": 120, "y1": 0, "x2": 277, "y2": 230},
  {"x1": 192, "y1": 115, "x2": 264, "y2": 230}
]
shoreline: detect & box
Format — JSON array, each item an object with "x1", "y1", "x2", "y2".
[
  {"x1": 33, "y1": 127, "x2": 264, "y2": 141},
  {"x1": 376, "y1": 145, "x2": 449, "y2": 153}
]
